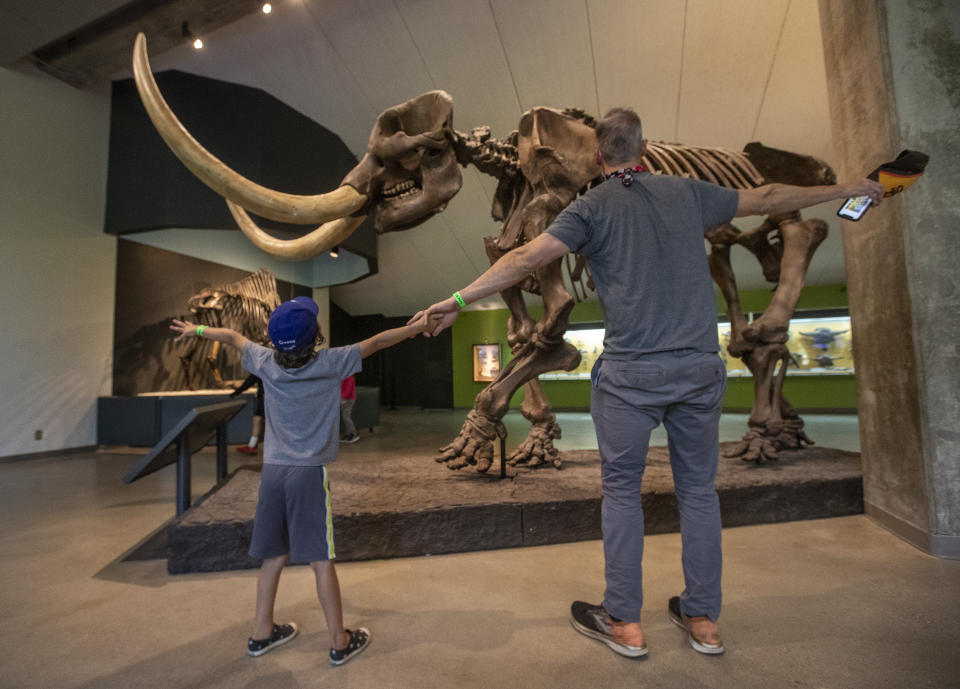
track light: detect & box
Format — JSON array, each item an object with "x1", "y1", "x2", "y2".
[
  {"x1": 329, "y1": 246, "x2": 339, "y2": 258},
  {"x1": 182, "y1": 22, "x2": 203, "y2": 50},
  {"x1": 262, "y1": 3, "x2": 273, "y2": 13}
]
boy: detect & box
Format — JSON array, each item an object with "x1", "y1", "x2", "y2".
[{"x1": 171, "y1": 296, "x2": 436, "y2": 665}]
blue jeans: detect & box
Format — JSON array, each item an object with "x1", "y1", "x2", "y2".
[{"x1": 591, "y1": 350, "x2": 726, "y2": 622}]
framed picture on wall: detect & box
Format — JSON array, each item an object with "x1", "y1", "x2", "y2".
[{"x1": 472, "y1": 344, "x2": 501, "y2": 382}]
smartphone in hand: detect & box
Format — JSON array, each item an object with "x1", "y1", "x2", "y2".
[{"x1": 837, "y1": 195, "x2": 873, "y2": 221}]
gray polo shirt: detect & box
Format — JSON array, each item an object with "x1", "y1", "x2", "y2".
[
  {"x1": 242, "y1": 342, "x2": 362, "y2": 466},
  {"x1": 547, "y1": 173, "x2": 738, "y2": 358}
]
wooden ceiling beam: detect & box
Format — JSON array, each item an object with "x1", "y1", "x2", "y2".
[{"x1": 32, "y1": 0, "x2": 263, "y2": 88}]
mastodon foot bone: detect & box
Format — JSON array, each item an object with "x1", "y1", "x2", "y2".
[
  {"x1": 722, "y1": 428, "x2": 781, "y2": 465},
  {"x1": 723, "y1": 416, "x2": 815, "y2": 465},
  {"x1": 775, "y1": 416, "x2": 815, "y2": 451},
  {"x1": 507, "y1": 420, "x2": 563, "y2": 469},
  {"x1": 435, "y1": 409, "x2": 506, "y2": 472}
]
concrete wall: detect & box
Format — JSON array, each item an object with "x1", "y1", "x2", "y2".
[
  {"x1": 883, "y1": 0, "x2": 960, "y2": 544},
  {"x1": 819, "y1": 0, "x2": 960, "y2": 556},
  {"x1": 0, "y1": 67, "x2": 116, "y2": 458}
]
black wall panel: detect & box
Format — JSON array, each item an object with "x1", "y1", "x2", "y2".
[
  {"x1": 329, "y1": 303, "x2": 453, "y2": 409},
  {"x1": 105, "y1": 70, "x2": 377, "y2": 262}
]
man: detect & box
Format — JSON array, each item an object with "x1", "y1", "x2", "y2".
[{"x1": 413, "y1": 108, "x2": 883, "y2": 657}]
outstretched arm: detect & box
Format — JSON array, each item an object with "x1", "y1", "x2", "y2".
[
  {"x1": 356, "y1": 313, "x2": 442, "y2": 359},
  {"x1": 736, "y1": 178, "x2": 884, "y2": 217},
  {"x1": 170, "y1": 318, "x2": 249, "y2": 350},
  {"x1": 231, "y1": 373, "x2": 259, "y2": 396},
  {"x1": 410, "y1": 232, "x2": 571, "y2": 337}
]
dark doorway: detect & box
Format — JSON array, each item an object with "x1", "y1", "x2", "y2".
[
  {"x1": 330, "y1": 304, "x2": 453, "y2": 409},
  {"x1": 420, "y1": 328, "x2": 453, "y2": 409}
]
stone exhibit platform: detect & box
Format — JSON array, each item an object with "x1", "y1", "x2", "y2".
[{"x1": 166, "y1": 442, "x2": 863, "y2": 574}]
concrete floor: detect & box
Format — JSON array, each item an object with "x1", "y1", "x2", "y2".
[{"x1": 1, "y1": 411, "x2": 958, "y2": 689}]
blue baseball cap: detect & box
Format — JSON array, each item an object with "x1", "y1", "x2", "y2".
[{"x1": 268, "y1": 296, "x2": 319, "y2": 352}]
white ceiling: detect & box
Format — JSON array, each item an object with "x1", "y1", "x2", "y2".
[{"x1": 9, "y1": 0, "x2": 845, "y2": 317}]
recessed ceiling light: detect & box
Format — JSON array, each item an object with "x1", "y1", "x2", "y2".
[
  {"x1": 182, "y1": 22, "x2": 203, "y2": 50},
  {"x1": 262, "y1": 3, "x2": 272, "y2": 13}
]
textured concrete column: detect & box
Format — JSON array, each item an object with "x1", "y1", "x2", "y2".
[{"x1": 819, "y1": 0, "x2": 960, "y2": 557}]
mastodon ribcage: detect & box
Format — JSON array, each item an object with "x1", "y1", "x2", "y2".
[{"x1": 642, "y1": 142, "x2": 765, "y2": 189}]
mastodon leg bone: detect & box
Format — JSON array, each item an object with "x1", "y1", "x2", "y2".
[
  {"x1": 707, "y1": 227, "x2": 750, "y2": 357},
  {"x1": 486, "y1": 238, "x2": 537, "y2": 355},
  {"x1": 734, "y1": 215, "x2": 785, "y2": 283},
  {"x1": 747, "y1": 218, "x2": 828, "y2": 342},
  {"x1": 436, "y1": 320, "x2": 578, "y2": 473}
]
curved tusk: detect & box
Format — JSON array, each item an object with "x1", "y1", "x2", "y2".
[
  {"x1": 227, "y1": 200, "x2": 365, "y2": 261},
  {"x1": 132, "y1": 33, "x2": 367, "y2": 224}
]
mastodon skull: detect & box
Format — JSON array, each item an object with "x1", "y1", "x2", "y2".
[
  {"x1": 131, "y1": 34, "x2": 464, "y2": 260},
  {"x1": 344, "y1": 91, "x2": 462, "y2": 233},
  {"x1": 133, "y1": 33, "x2": 461, "y2": 260}
]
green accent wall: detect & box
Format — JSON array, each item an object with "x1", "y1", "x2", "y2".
[
  {"x1": 452, "y1": 286, "x2": 857, "y2": 412},
  {"x1": 716, "y1": 282, "x2": 850, "y2": 315},
  {"x1": 722, "y1": 374, "x2": 858, "y2": 411}
]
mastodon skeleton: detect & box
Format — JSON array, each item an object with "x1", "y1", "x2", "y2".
[{"x1": 133, "y1": 32, "x2": 834, "y2": 466}]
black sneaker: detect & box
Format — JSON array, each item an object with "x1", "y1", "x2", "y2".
[
  {"x1": 668, "y1": 596, "x2": 724, "y2": 655},
  {"x1": 329, "y1": 627, "x2": 371, "y2": 666},
  {"x1": 340, "y1": 434, "x2": 360, "y2": 444},
  {"x1": 248, "y1": 622, "x2": 298, "y2": 657},
  {"x1": 570, "y1": 601, "x2": 647, "y2": 658}
]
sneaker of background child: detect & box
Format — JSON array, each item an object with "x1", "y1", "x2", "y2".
[
  {"x1": 236, "y1": 445, "x2": 258, "y2": 455},
  {"x1": 341, "y1": 434, "x2": 360, "y2": 444}
]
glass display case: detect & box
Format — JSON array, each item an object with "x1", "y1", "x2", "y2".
[
  {"x1": 539, "y1": 325, "x2": 604, "y2": 381},
  {"x1": 720, "y1": 313, "x2": 854, "y2": 377},
  {"x1": 539, "y1": 312, "x2": 854, "y2": 380}
]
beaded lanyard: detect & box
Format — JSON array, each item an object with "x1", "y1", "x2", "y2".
[{"x1": 604, "y1": 164, "x2": 647, "y2": 187}]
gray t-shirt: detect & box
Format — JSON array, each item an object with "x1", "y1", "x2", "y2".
[
  {"x1": 241, "y1": 342, "x2": 362, "y2": 466},
  {"x1": 547, "y1": 173, "x2": 738, "y2": 358}
]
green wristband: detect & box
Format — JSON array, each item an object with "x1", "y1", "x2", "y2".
[
  {"x1": 196, "y1": 325, "x2": 207, "y2": 337},
  {"x1": 453, "y1": 291, "x2": 466, "y2": 308}
]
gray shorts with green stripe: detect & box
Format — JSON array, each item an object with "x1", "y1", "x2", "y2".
[{"x1": 249, "y1": 464, "x2": 336, "y2": 563}]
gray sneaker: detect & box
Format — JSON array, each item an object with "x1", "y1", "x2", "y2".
[
  {"x1": 570, "y1": 601, "x2": 647, "y2": 658},
  {"x1": 668, "y1": 596, "x2": 724, "y2": 655}
]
